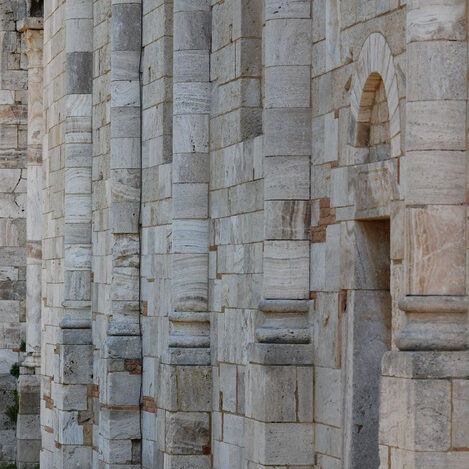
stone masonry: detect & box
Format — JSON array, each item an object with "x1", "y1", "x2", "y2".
[{"x1": 0, "y1": 0, "x2": 467, "y2": 468}]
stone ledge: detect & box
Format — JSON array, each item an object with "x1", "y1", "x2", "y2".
[
  {"x1": 248, "y1": 343, "x2": 313, "y2": 365},
  {"x1": 382, "y1": 351, "x2": 469, "y2": 379},
  {"x1": 17, "y1": 17, "x2": 43, "y2": 32}
]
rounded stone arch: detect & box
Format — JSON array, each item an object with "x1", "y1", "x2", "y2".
[{"x1": 349, "y1": 32, "x2": 401, "y2": 158}]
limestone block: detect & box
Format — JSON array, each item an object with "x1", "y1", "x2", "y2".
[
  {"x1": 112, "y1": 4, "x2": 142, "y2": 51},
  {"x1": 64, "y1": 270, "x2": 91, "y2": 301},
  {"x1": 174, "y1": 83, "x2": 210, "y2": 115},
  {"x1": 325, "y1": 223, "x2": 340, "y2": 291},
  {"x1": 406, "y1": 206, "x2": 465, "y2": 295},
  {"x1": 174, "y1": 50, "x2": 210, "y2": 84},
  {"x1": 316, "y1": 454, "x2": 340, "y2": 469},
  {"x1": 316, "y1": 423, "x2": 342, "y2": 459},
  {"x1": 66, "y1": 52, "x2": 92, "y2": 94},
  {"x1": 264, "y1": 200, "x2": 310, "y2": 240},
  {"x1": 264, "y1": 109, "x2": 311, "y2": 157},
  {"x1": 406, "y1": 100, "x2": 465, "y2": 152},
  {"x1": 390, "y1": 201, "x2": 404, "y2": 261},
  {"x1": 172, "y1": 253, "x2": 208, "y2": 311},
  {"x1": 100, "y1": 408, "x2": 141, "y2": 440},
  {"x1": 330, "y1": 166, "x2": 349, "y2": 208},
  {"x1": 165, "y1": 412, "x2": 210, "y2": 455},
  {"x1": 310, "y1": 242, "x2": 326, "y2": 290},
  {"x1": 314, "y1": 367, "x2": 342, "y2": 427},
  {"x1": 245, "y1": 420, "x2": 314, "y2": 465},
  {"x1": 111, "y1": 51, "x2": 140, "y2": 81},
  {"x1": 406, "y1": 0, "x2": 465, "y2": 42},
  {"x1": 405, "y1": 151, "x2": 465, "y2": 205},
  {"x1": 220, "y1": 363, "x2": 237, "y2": 412},
  {"x1": 407, "y1": 41, "x2": 466, "y2": 101},
  {"x1": 313, "y1": 293, "x2": 339, "y2": 368},
  {"x1": 111, "y1": 107, "x2": 140, "y2": 138},
  {"x1": 101, "y1": 438, "x2": 133, "y2": 464},
  {"x1": 265, "y1": 19, "x2": 311, "y2": 67},
  {"x1": 111, "y1": 80, "x2": 140, "y2": 108},
  {"x1": 176, "y1": 366, "x2": 211, "y2": 411},
  {"x1": 60, "y1": 344, "x2": 93, "y2": 384},
  {"x1": 452, "y1": 380, "x2": 469, "y2": 448},
  {"x1": 107, "y1": 372, "x2": 141, "y2": 406},
  {"x1": 17, "y1": 414, "x2": 40, "y2": 440},
  {"x1": 265, "y1": 66, "x2": 310, "y2": 109},
  {"x1": 173, "y1": 11, "x2": 210, "y2": 51},
  {"x1": 173, "y1": 220, "x2": 208, "y2": 254},
  {"x1": 223, "y1": 414, "x2": 244, "y2": 447},
  {"x1": 246, "y1": 364, "x2": 297, "y2": 422},
  {"x1": 173, "y1": 114, "x2": 209, "y2": 154},
  {"x1": 163, "y1": 454, "x2": 211, "y2": 469},
  {"x1": 264, "y1": 156, "x2": 310, "y2": 200},
  {"x1": 297, "y1": 366, "x2": 313, "y2": 422},
  {"x1": 56, "y1": 411, "x2": 83, "y2": 445},
  {"x1": 233, "y1": 0, "x2": 263, "y2": 39},
  {"x1": 265, "y1": 0, "x2": 311, "y2": 20},
  {"x1": 391, "y1": 449, "x2": 469, "y2": 469},
  {"x1": 53, "y1": 383, "x2": 88, "y2": 411},
  {"x1": 263, "y1": 241, "x2": 310, "y2": 300}
]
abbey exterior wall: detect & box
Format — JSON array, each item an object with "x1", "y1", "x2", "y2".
[{"x1": 0, "y1": 0, "x2": 468, "y2": 468}]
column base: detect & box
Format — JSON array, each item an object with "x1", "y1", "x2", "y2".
[
  {"x1": 379, "y1": 351, "x2": 469, "y2": 468},
  {"x1": 245, "y1": 342, "x2": 314, "y2": 467},
  {"x1": 17, "y1": 374, "x2": 41, "y2": 469}
]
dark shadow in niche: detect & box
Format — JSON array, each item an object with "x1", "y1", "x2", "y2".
[
  {"x1": 345, "y1": 220, "x2": 392, "y2": 469},
  {"x1": 28, "y1": 0, "x2": 43, "y2": 17}
]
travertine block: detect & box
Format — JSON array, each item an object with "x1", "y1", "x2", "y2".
[
  {"x1": 406, "y1": 206, "x2": 465, "y2": 295},
  {"x1": 406, "y1": 0, "x2": 466, "y2": 42},
  {"x1": 265, "y1": 66, "x2": 311, "y2": 109},
  {"x1": 245, "y1": 420, "x2": 314, "y2": 465},
  {"x1": 406, "y1": 100, "x2": 466, "y2": 151},
  {"x1": 263, "y1": 241, "x2": 309, "y2": 300},
  {"x1": 264, "y1": 19, "x2": 312, "y2": 67},
  {"x1": 264, "y1": 156, "x2": 310, "y2": 200},
  {"x1": 264, "y1": 109, "x2": 312, "y2": 156},
  {"x1": 452, "y1": 380, "x2": 469, "y2": 448},
  {"x1": 405, "y1": 151, "x2": 465, "y2": 205}
]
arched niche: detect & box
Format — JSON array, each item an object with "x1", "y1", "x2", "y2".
[{"x1": 342, "y1": 32, "x2": 400, "y2": 469}]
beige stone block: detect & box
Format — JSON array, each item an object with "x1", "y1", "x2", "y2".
[
  {"x1": 246, "y1": 364, "x2": 297, "y2": 422},
  {"x1": 315, "y1": 423, "x2": 342, "y2": 459},
  {"x1": 245, "y1": 420, "x2": 314, "y2": 465},
  {"x1": 264, "y1": 200, "x2": 310, "y2": 240},
  {"x1": 452, "y1": 380, "x2": 469, "y2": 448},
  {"x1": 406, "y1": 100, "x2": 465, "y2": 152},
  {"x1": 407, "y1": 41, "x2": 466, "y2": 101},
  {"x1": 264, "y1": 19, "x2": 312, "y2": 67},
  {"x1": 314, "y1": 367, "x2": 342, "y2": 427},
  {"x1": 264, "y1": 108, "x2": 312, "y2": 157},
  {"x1": 264, "y1": 156, "x2": 310, "y2": 200},
  {"x1": 263, "y1": 241, "x2": 310, "y2": 300},
  {"x1": 406, "y1": 206, "x2": 465, "y2": 295},
  {"x1": 406, "y1": 151, "x2": 465, "y2": 205},
  {"x1": 407, "y1": 0, "x2": 466, "y2": 42},
  {"x1": 265, "y1": 66, "x2": 310, "y2": 109}
]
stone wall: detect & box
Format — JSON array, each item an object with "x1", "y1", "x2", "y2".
[
  {"x1": 0, "y1": 0, "x2": 27, "y2": 464},
  {"x1": 0, "y1": 0, "x2": 466, "y2": 468}
]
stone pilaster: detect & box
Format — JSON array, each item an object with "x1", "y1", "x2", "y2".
[
  {"x1": 396, "y1": 0, "x2": 468, "y2": 351},
  {"x1": 52, "y1": 0, "x2": 94, "y2": 464},
  {"x1": 379, "y1": 2, "x2": 469, "y2": 468},
  {"x1": 245, "y1": 2, "x2": 314, "y2": 467},
  {"x1": 97, "y1": 0, "x2": 143, "y2": 466},
  {"x1": 17, "y1": 17, "x2": 43, "y2": 469},
  {"x1": 159, "y1": 1, "x2": 212, "y2": 467}
]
